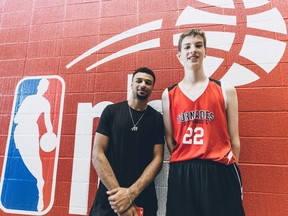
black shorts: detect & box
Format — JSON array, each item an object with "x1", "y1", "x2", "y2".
[
  {"x1": 89, "y1": 183, "x2": 158, "y2": 216},
  {"x1": 89, "y1": 202, "x2": 115, "y2": 216},
  {"x1": 166, "y1": 159, "x2": 245, "y2": 216},
  {"x1": 89, "y1": 202, "x2": 157, "y2": 216}
]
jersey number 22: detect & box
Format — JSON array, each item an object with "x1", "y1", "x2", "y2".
[{"x1": 182, "y1": 127, "x2": 204, "y2": 145}]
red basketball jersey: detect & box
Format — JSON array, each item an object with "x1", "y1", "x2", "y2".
[{"x1": 167, "y1": 78, "x2": 236, "y2": 164}]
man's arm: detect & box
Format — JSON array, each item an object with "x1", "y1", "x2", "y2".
[
  {"x1": 92, "y1": 132, "x2": 119, "y2": 190},
  {"x1": 161, "y1": 89, "x2": 175, "y2": 153},
  {"x1": 225, "y1": 84, "x2": 241, "y2": 164}
]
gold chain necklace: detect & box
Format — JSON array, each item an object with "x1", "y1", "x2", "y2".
[{"x1": 128, "y1": 106, "x2": 146, "y2": 131}]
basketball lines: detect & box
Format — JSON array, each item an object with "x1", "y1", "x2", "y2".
[
  {"x1": 66, "y1": 0, "x2": 287, "y2": 86},
  {"x1": 66, "y1": 20, "x2": 163, "y2": 70}
]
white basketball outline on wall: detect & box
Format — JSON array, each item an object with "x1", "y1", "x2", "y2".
[{"x1": 66, "y1": 0, "x2": 287, "y2": 86}]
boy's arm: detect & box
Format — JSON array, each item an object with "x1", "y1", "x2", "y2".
[
  {"x1": 225, "y1": 84, "x2": 241, "y2": 163},
  {"x1": 161, "y1": 89, "x2": 175, "y2": 153}
]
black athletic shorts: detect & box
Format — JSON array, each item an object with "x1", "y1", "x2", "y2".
[
  {"x1": 166, "y1": 159, "x2": 245, "y2": 216},
  {"x1": 89, "y1": 183, "x2": 158, "y2": 216},
  {"x1": 89, "y1": 203, "x2": 157, "y2": 216}
]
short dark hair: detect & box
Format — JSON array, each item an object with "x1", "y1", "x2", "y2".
[
  {"x1": 132, "y1": 67, "x2": 156, "y2": 84},
  {"x1": 178, "y1": 29, "x2": 207, "y2": 51}
]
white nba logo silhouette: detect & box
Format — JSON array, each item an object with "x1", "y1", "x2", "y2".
[
  {"x1": 0, "y1": 76, "x2": 64, "y2": 215},
  {"x1": 13, "y1": 78, "x2": 56, "y2": 212},
  {"x1": 66, "y1": 0, "x2": 287, "y2": 87}
]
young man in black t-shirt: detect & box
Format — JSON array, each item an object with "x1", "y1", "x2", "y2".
[{"x1": 89, "y1": 67, "x2": 165, "y2": 216}]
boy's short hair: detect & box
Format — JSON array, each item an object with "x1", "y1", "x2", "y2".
[
  {"x1": 132, "y1": 67, "x2": 156, "y2": 84},
  {"x1": 178, "y1": 29, "x2": 207, "y2": 51}
]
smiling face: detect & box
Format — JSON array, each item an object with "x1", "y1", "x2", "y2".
[
  {"x1": 177, "y1": 35, "x2": 207, "y2": 70},
  {"x1": 131, "y1": 72, "x2": 154, "y2": 101}
]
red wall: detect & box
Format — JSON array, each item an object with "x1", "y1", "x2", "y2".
[{"x1": 0, "y1": 0, "x2": 288, "y2": 215}]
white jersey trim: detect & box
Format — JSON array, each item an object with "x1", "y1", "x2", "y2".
[{"x1": 178, "y1": 77, "x2": 209, "y2": 102}]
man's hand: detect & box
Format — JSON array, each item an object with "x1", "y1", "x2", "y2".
[
  {"x1": 107, "y1": 187, "x2": 132, "y2": 214},
  {"x1": 118, "y1": 205, "x2": 138, "y2": 216}
]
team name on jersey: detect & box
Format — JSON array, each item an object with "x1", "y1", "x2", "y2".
[{"x1": 177, "y1": 110, "x2": 215, "y2": 124}]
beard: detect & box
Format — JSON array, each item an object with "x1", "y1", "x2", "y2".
[{"x1": 136, "y1": 93, "x2": 149, "y2": 100}]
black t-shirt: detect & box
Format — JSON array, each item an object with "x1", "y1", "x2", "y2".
[{"x1": 94, "y1": 101, "x2": 165, "y2": 213}]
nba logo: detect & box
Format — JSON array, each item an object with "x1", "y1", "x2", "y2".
[{"x1": 0, "y1": 76, "x2": 65, "y2": 215}]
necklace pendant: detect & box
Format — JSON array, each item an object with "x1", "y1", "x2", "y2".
[{"x1": 131, "y1": 126, "x2": 138, "y2": 131}]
